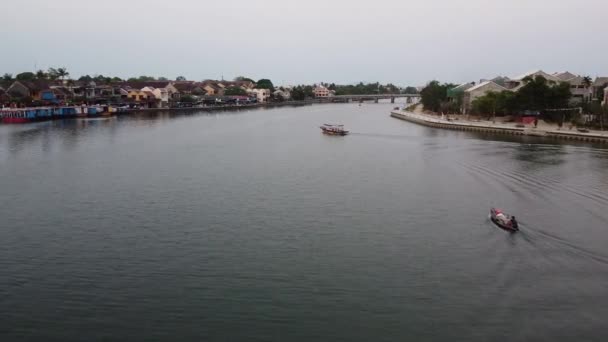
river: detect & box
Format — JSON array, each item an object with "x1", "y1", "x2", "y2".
[{"x1": 1, "y1": 103, "x2": 607, "y2": 341}]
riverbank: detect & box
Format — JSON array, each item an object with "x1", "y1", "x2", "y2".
[
  {"x1": 0, "y1": 100, "x2": 315, "y2": 124},
  {"x1": 390, "y1": 110, "x2": 608, "y2": 144},
  {"x1": 134, "y1": 100, "x2": 314, "y2": 113}
]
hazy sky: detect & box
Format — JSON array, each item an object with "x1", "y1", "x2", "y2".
[{"x1": 2, "y1": 0, "x2": 606, "y2": 85}]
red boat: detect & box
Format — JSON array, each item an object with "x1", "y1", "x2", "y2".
[
  {"x1": 2, "y1": 117, "x2": 31, "y2": 124},
  {"x1": 320, "y1": 124, "x2": 349, "y2": 136},
  {"x1": 490, "y1": 208, "x2": 519, "y2": 232},
  {"x1": 1, "y1": 109, "x2": 35, "y2": 124}
]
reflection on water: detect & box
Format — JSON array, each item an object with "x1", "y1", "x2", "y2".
[{"x1": 1, "y1": 104, "x2": 608, "y2": 341}]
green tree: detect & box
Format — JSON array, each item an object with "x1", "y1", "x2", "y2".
[
  {"x1": 176, "y1": 76, "x2": 186, "y2": 81},
  {"x1": 158, "y1": 76, "x2": 169, "y2": 81},
  {"x1": 93, "y1": 75, "x2": 113, "y2": 84},
  {"x1": 472, "y1": 91, "x2": 499, "y2": 119},
  {"x1": 224, "y1": 86, "x2": 247, "y2": 96},
  {"x1": 420, "y1": 81, "x2": 451, "y2": 112},
  {"x1": 516, "y1": 75, "x2": 570, "y2": 111},
  {"x1": 180, "y1": 95, "x2": 196, "y2": 103},
  {"x1": 403, "y1": 86, "x2": 418, "y2": 94},
  {"x1": 56, "y1": 67, "x2": 69, "y2": 81},
  {"x1": 256, "y1": 79, "x2": 275, "y2": 91},
  {"x1": 47, "y1": 68, "x2": 59, "y2": 80},
  {"x1": 291, "y1": 85, "x2": 314, "y2": 101},
  {"x1": 2, "y1": 73, "x2": 13, "y2": 82},
  {"x1": 36, "y1": 70, "x2": 48, "y2": 80},
  {"x1": 127, "y1": 75, "x2": 156, "y2": 82},
  {"x1": 495, "y1": 91, "x2": 518, "y2": 115},
  {"x1": 79, "y1": 75, "x2": 93, "y2": 82},
  {"x1": 16, "y1": 72, "x2": 36, "y2": 81}
]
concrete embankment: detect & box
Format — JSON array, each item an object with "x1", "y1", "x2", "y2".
[{"x1": 390, "y1": 111, "x2": 608, "y2": 144}]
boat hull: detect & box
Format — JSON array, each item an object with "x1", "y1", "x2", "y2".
[
  {"x1": 490, "y1": 208, "x2": 519, "y2": 232},
  {"x1": 2, "y1": 117, "x2": 33, "y2": 124},
  {"x1": 321, "y1": 130, "x2": 349, "y2": 136}
]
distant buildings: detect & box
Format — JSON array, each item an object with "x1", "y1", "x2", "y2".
[
  {"x1": 0, "y1": 77, "x2": 270, "y2": 108},
  {"x1": 463, "y1": 81, "x2": 507, "y2": 113},
  {"x1": 592, "y1": 77, "x2": 608, "y2": 101},
  {"x1": 454, "y1": 69, "x2": 608, "y2": 114},
  {"x1": 313, "y1": 85, "x2": 331, "y2": 98},
  {"x1": 249, "y1": 88, "x2": 271, "y2": 103},
  {"x1": 273, "y1": 88, "x2": 291, "y2": 100}
]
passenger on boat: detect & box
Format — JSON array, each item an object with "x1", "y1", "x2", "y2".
[{"x1": 510, "y1": 216, "x2": 518, "y2": 228}]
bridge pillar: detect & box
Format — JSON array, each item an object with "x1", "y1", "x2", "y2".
[
  {"x1": 391, "y1": 97, "x2": 395, "y2": 103},
  {"x1": 374, "y1": 98, "x2": 379, "y2": 103}
]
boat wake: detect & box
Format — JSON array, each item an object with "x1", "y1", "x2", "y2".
[{"x1": 521, "y1": 225, "x2": 608, "y2": 266}]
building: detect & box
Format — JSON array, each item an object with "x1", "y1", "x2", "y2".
[
  {"x1": 273, "y1": 88, "x2": 291, "y2": 100},
  {"x1": 250, "y1": 88, "x2": 271, "y2": 103},
  {"x1": 173, "y1": 81, "x2": 205, "y2": 96},
  {"x1": 603, "y1": 87, "x2": 608, "y2": 106},
  {"x1": 40, "y1": 88, "x2": 68, "y2": 103},
  {"x1": 121, "y1": 81, "x2": 180, "y2": 101},
  {"x1": 562, "y1": 76, "x2": 592, "y2": 104},
  {"x1": 313, "y1": 85, "x2": 330, "y2": 98},
  {"x1": 592, "y1": 77, "x2": 608, "y2": 100},
  {"x1": 463, "y1": 81, "x2": 507, "y2": 114},
  {"x1": 126, "y1": 89, "x2": 158, "y2": 107},
  {"x1": 478, "y1": 76, "x2": 509, "y2": 87},
  {"x1": 554, "y1": 71, "x2": 577, "y2": 81},
  {"x1": 447, "y1": 82, "x2": 475, "y2": 113},
  {"x1": 505, "y1": 70, "x2": 561, "y2": 91},
  {"x1": 202, "y1": 82, "x2": 222, "y2": 96},
  {"x1": 5, "y1": 80, "x2": 56, "y2": 100},
  {"x1": 142, "y1": 86, "x2": 169, "y2": 107}
]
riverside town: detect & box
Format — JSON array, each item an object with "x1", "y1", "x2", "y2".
[
  {"x1": 0, "y1": 68, "x2": 411, "y2": 123},
  {"x1": 1, "y1": 68, "x2": 607, "y2": 144}
]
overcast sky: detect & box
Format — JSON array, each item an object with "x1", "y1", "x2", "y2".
[{"x1": 2, "y1": 0, "x2": 606, "y2": 86}]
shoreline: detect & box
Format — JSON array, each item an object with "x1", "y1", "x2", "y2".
[
  {"x1": 390, "y1": 110, "x2": 608, "y2": 144},
  {"x1": 132, "y1": 100, "x2": 315, "y2": 113},
  {"x1": 0, "y1": 100, "x2": 315, "y2": 124}
]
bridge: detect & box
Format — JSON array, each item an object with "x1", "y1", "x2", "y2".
[{"x1": 323, "y1": 94, "x2": 421, "y2": 104}]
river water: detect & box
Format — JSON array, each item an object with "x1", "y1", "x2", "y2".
[{"x1": 1, "y1": 103, "x2": 607, "y2": 341}]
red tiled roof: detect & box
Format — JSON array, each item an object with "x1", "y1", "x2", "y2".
[{"x1": 173, "y1": 81, "x2": 197, "y2": 92}]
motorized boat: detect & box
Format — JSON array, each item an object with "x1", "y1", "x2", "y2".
[
  {"x1": 490, "y1": 208, "x2": 519, "y2": 232},
  {"x1": 320, "y1": 124, "x2": 349, "y2": 136}
]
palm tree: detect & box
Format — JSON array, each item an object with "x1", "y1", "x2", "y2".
[
  {"x1": 582, "y1": 76, "x2": 593, "y2": 101},
  {"x1": 57, "y1": 67, "x2": 69, "y2": 81},
  {"x1": 47, "y1": 68, "x2": 59, "y2": 80}
]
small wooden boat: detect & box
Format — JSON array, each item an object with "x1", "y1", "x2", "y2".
[
  {"x1": 490, "y1": 208, "x2": 519, "y2": 232},
  {"x1": 320, "y1": 124, "x2": 349, "y2": 136}
]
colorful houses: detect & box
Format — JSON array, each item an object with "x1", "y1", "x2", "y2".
[{"x1": 0, "y1": 73, "x2": 297, "y2": 113}]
